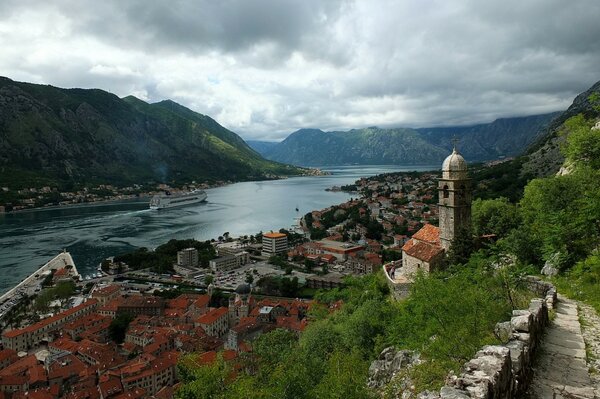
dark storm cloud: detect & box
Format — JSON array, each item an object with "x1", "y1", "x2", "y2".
[{"x1": 0, "y1": 0, "x2": 599, "y2": 140}]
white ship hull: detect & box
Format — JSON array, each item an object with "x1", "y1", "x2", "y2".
[{"x1": 149, "y1": 190, "x2": 207, "y2": 210}]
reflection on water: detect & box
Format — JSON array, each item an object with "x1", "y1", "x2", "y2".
[{"x1": 0, "y1": 165, "x2": 437, "y2": 294}]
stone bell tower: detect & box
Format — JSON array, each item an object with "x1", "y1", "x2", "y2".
[{"x1": 438, "y1": 142, "x2": 471, "y2": 251}]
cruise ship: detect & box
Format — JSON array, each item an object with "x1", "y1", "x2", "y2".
[{"x1": 149, "y1": 189, "x2": 207, "y2": 210}]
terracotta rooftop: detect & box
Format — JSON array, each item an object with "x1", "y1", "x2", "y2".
[
  {"x1": 0, "y1": 349, "x2": 17, "y2": 363},
  {"x1": 193, "y1": 295, "x2": 210, "y2": 309},
  {"x1": 197, "y1": 307, "x2": 228, "y2": 325},
  {"x1": 92, "y1": 285, "x2": 120, "y2": 297},
  {"x1": 403, "y1": 240, "x2": 444, "y2": 262},
  {"x1": 263, "y1": 232, "x2": 286, "y2": 239},
  {"x1": 410, "y1": 224, "x2": 440, "y2": 246}
]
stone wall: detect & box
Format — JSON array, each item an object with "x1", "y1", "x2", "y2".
[
  {"x1": 383, "y1": 263, "x2": 412, "y2": 301},
  {"x1": 423, "y1": 276, "x2": 557, "y2": 399}
]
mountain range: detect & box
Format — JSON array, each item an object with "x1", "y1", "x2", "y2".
[
  {"x1": 248, "y1": 113, "x2": 561, "y2": 167},
  {"x1": 0, "y1": 77, "x2": 303, "y2": 190}
]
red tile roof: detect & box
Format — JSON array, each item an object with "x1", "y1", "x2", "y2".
[
  {"x1": 403, "y1": 240, "x2": 444, "y2": 263},
  {"x1": 0, "y1": 349, "x2": 17, "y2": 363},
  {"x1": 92, "y1": 285, "x2": 120, "y2": 297},
  {"x1": 411, "y1": 224, "x2": 440, "y2": 246},
  {"x1": 196, "y1": 307, "x2": 228, "y2": 325},
  {"x1": 196, "y1": 350, "x2": 237, "y2": 365},
  {"x1": 263, "y1": 232, "x2": 286, "y2": 239},
  {"x1": 193, "y1": 295, "x2": 210, "y2": 309},
  {"x1": 2, "y1": 299, "x2": 98, "y2": 338}
]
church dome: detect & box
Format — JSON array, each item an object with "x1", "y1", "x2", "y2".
[
  {"x1": 235, "y1": 283, "x2": 252, "y2": 295},
  {"x1": 441, "y1": 148, "x2": 467, "y2": 179}
]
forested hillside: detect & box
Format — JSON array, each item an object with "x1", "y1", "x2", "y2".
[{"x1": 0, "y1": 77, "x2": 303, "y2": 190}]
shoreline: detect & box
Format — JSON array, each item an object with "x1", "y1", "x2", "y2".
[{"x1": 1, "y1": 172, "x2": 329, "y2": 215}]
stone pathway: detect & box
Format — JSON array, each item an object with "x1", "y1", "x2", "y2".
[{"x1": 527, "y1": 296, "x2": 598, "y2": 399}]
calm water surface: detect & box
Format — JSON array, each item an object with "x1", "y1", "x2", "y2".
[{"x1": 0, "y1": 165, "x2": 436, "y2": 294}]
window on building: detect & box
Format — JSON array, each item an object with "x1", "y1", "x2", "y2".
[{"x1": 443, "y1": 185, "x2": 449, "y2": 198}]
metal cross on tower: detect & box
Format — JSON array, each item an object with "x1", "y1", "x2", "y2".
[{"x1": 451, "y1": 135, "x2": 459, "y2": 151}]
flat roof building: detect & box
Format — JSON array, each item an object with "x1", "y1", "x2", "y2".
[{"x1": 262, "y1": 233, "x2": 288, "y2": 256}]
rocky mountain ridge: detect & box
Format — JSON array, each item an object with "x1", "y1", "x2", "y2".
[{"x1": 249, "y1": 113, "x2": 560, "y2": 167}]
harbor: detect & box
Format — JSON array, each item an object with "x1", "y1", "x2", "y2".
[{"x1": 0, "y1": 251, "x2": 79, "y2": 321}]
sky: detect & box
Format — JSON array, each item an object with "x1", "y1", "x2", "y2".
[{"x1": 1, "y1": 1, "x2": 599, "y2": 141}]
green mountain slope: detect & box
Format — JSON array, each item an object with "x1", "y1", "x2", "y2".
[
  {"x1": 265, "y1": 127, "x2": 448, "y2": 166},
  {"x1": 260, "y1": 113, "x2": 559, "y2": 167},
  {"x1": 0, "y1": 77, "x2": 302, "y2": 189},
  {"x1": 246, "y1": 140, "x2": 279, "y2": 155}
]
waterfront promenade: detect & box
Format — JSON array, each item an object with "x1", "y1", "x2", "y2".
[{"x1": 0, "y1": 251, "x2": 79, "y2": 305}]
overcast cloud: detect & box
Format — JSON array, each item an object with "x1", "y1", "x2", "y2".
[{"x1": 1, "y1": 0, "x2": 599, "y2": 140}]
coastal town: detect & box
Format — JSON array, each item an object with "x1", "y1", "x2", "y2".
[{"x1": 0, "y1": 164, "x2": 452, "y2": 398}]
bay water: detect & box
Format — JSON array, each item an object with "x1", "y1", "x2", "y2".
[{"x1": 0, "y1": 165, "x2": 436, "y2": 295}]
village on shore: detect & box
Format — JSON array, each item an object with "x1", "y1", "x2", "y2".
[{"x1": 0, "y1": 169, "x2": 440, "y2": 398}]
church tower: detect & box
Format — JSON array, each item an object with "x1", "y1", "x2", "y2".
[{"x1": 438, "y1": 144, "x2": 471, "y2": 251}]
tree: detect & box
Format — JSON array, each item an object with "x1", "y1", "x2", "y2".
[
  {"x1": 245, "y1": 273, "x2": 254, "y2": 284},
  {"x1": 471, "y1": 197, "x2": 520, "y2": 239},
  {"x1": 446, "y1": 225, "x2": 475, "y2": 266},
  {"x1": 253, "y1": 329, "x2": 297, "y2": 369},
  {"x1": 176, "y1": 353, "x2": 230, "y2": 398},
  {"x1": 109, "y1": 312, "x2": 134, "y2": 343},
  {"x1": 304, "y1": 259, "x2": 315, "y2": 272},
  {"x1": 204, "y1": 274, "x2": 214, "y2": 285},
  {"x1": 563, "y1": 112, "x2": 600, "y2": 170}
]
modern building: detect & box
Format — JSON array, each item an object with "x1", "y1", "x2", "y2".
[
  {"x1": 177, "y1": 248, "x2": 199, "y2": 268},
  {"x1": 261, "y1": 232, "x2": 288, "y2": 256},
  {"x1": 209, "y1": 251, "x2": 249, "y2": 272}
]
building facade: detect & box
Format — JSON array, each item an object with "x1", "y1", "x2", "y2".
[
  {"x1": 177, "y1": 248, "x2": 199, "y2": 268},
  {"x1": 209, "y1": 251, "x2": 249, "y2": 272},
  {"x1": 261, "y1": 233, "x2": 288, "y2": 256}
]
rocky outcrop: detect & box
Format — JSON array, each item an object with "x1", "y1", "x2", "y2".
[{"x1": 368, "y1": 347, "x2": 421, "y2": 390}]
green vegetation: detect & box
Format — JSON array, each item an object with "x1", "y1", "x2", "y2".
[
  {"x1": 109, "y1": 312, "x2": 135, "y2": 343},
  {"x1": 470, "y1": 157, "x2": 533, "y2": 202},
  {"x1": 256, "y1": 275, "x2": 300, "y2": 297},
  {"x1": 471, "y1": 197, "x2": 520, "y2": 239},
  {"x1": 0, "y1": 77, "x2": 305, "y2": 193},
  {"x1": 34, "y1": 280, "x2": 77, "y2": 312},
  {"x1": 114, "y1": 239, "x2": 215, "y2": 274},
  {"x1": 554, "y1": 253, "x2": 600, "y2": 313},
  {"x1": 177, "y1": 258, "x2": 533, "y2": 398}
]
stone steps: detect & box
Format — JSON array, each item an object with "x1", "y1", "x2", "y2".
[{"x1": 527, "y1": 296, "x2": 598, "y2": 399}]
